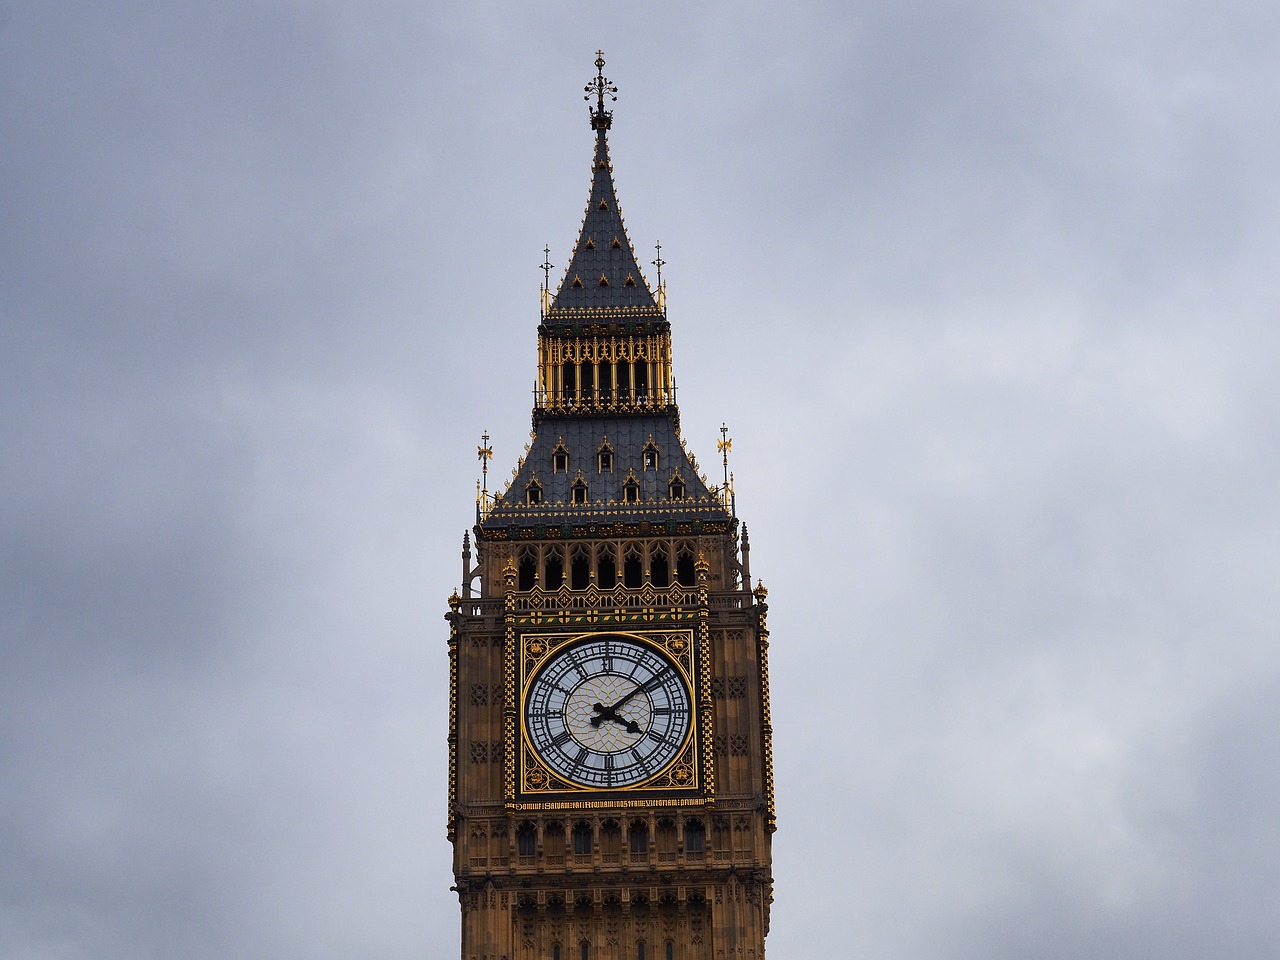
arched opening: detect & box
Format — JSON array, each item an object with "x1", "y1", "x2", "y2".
[
  {"x1": 656, "y1": 818, "x2": 677, "y2": 860},
  {"x1": 596, "y1": 550, "x2": 617, "y2": 589},
  {"x1": 570, "y1": 549, "x2": 590, "y2": 590},
  {"x1": 675, "y1": 549, "x2": 696, "y2": 587},
  {"x1": 623, "y1": 551, "x2": 643, "y2": 589},
  {"x1": 518, "y1": 552, "x2": 537, "y2": 591},
  {"x1": 650, "y1": 552, "x2": 670, "y2": 588},
  {"x1": 544, "y1": 552, "x2": 564, "y2": 591}
]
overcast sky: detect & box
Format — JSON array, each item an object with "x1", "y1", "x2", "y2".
[{"x1": 3, "y1": 2, "x2": 1279, "y2": 958}]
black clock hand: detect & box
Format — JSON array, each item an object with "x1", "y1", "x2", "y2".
[{"x1": 589, "y1": 702, "x2": 641, "y2": 733}]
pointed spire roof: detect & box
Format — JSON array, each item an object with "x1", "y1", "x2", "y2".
[{"x1": 548, "y1": 53, "x2": 660, "y2": 317}]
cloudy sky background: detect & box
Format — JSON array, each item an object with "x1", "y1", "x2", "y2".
[{"x1": 4, "y1": 2, "x2": 1279, "y2": 957}]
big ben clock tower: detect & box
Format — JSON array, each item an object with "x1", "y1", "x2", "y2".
[{"x1": 445, "y1": 54, "x2": 776, "y2": 960}]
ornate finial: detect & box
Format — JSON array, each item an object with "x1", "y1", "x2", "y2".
[
  {"x1": 652, "y1": 241, "x2": 665, "y2": 287},
  {"x1": 540, "y1": 245, "x2": 553, "y2": 318},
  {"x1": 717, "y1": 423, "x2": 733, "y2": 511},
  {"x1": 477, "y1": 430, "x2": 493, "y2": 518},
  {"x1": 585, "y1": 50, "x2": 618, "y2": 130}
]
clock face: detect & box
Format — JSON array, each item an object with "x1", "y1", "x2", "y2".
[{"x1": 524, "y1": 635, "x2": 692, "y2": 789}]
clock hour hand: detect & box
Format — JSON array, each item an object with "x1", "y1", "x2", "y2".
[{"x1": 589, "y1": 702, "x2": 641, "y2": 733}]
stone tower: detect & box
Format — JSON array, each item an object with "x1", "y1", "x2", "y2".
[{"x1": 445, "y1": 54, "x2": 775, "y2": 960}]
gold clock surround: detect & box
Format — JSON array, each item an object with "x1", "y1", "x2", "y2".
[{"x1": 513, "y1": 628, "x2": 703, "y2": 804}]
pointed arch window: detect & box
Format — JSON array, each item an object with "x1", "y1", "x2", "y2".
[
  {"x1": 525, "y1": 478, "x2": 542, "y2": 505},
  {"x1": 552, "y1": 439, "x2": 569, "y2": 474}
]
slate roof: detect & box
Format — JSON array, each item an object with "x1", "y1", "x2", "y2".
[
  {"x1": 547, "y1": 127, "x2": 660, "y2": 316},
  {"x1": 482, "y1": 414, "x2": 730, "y2": 529}
]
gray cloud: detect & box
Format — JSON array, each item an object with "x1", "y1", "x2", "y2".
[{"x1": 3, "y1": 2, "x2": 1278, "y2": 957}]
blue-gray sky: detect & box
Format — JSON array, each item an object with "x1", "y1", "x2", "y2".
[{"x1": 3, "y1": 2, "x2": 1279, "y2": 957}]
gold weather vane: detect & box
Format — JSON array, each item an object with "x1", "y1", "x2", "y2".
[{"x1": 585, "y1": 50, "x2": 618, "y2": 128}]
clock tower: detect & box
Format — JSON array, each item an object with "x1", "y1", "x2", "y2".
[{"x1": 445, "y1": 54, "x2": 776, "y2": 960}]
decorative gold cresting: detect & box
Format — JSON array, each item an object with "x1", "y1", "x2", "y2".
[{"x1": 585, "y1": 50, "x2": 618, "y2": 130}]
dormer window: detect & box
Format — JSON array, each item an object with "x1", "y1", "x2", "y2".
[
  {"x1": 611, "y1": 236, "x2": 621, "y2": 250},
  {"x1": 526, "y1": 479, "x2": 542, "y2": 505},
  {"x1": 624, "y1": 274, "x2": 636, "y2": 287},
  {"x1": 597, "y1": 439, "x2": 614, "y2": 473},
  {"x1": 552, "y1": 440, "x2": 569, "y2": 474},
  {"x1": 668, "y1": 475, "x2": 685, "y2": 500},
  {"x1": 598, "y1": 273, "x2": 610, "y2": 287},
  {"x1": 585, "y1": 237, "x2": 595, "y2": 250},
  {"x1": 642, "y1": 439, "x2": 660, "y2": 471},
  {"x1": 572, "y1": 478, "x2": 588, "y2": 505},
  {"x1": 623, "y1": 476, "x2": 639, "y2": 503}
]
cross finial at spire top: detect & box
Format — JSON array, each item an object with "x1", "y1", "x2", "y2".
[{"x1": 585, "y1": 50, "x2": 618, "y2": 130}]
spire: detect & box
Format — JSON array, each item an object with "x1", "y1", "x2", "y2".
[{"x1": 549, "y1": 53, "x2": 660, "y2": 316}]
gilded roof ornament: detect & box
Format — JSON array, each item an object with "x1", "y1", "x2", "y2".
[{"x1": 585, "y1": 50, "x2": 618, "y2": 130}]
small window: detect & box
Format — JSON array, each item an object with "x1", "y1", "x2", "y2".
[
  {"x1": 582, "y1": 942, "x2": 591, "y2": 960},
  {"x1": 517, "y1": 822, "x2": 537, "y2": 857},
  {"x1": 629, "y1": 821, "x2": 648, "y2": 854},
  {"x1": 573, "y1": 822, "x2": 592, "y2": 855},
  {"x1": 572, "y1": 479, "x2": 588, "y2": 504},
  {"x1": 553, "y1": 946, "x2": 561, "y2": 960},
  {"x1": 526, "y1": 480, "x2": 542, "y2": 505},
  {"x1": 598, "y1": 447, "x2": 613, "y2": 472},
  {"x1": 668, "y1": 476, "x2": 685, "y2": 500},
  {"x1": 623, "y1": 478, "x2": 639, "y2": 503},
  {"x1": 665, "y1": 942, "x2": 673, "y2": 960},
  {"x1": 552, "y1": 440, "x2": 569, "y2": 473},
  {"x1": 642, "y1": 441, "x2": 659, "y2": 471},
  {"x1": 685, "y1": 819, "x2": 705, "y2": 854},
  {"x1": 638, "y1": 943, "x2": 645, "y2": 960}
]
